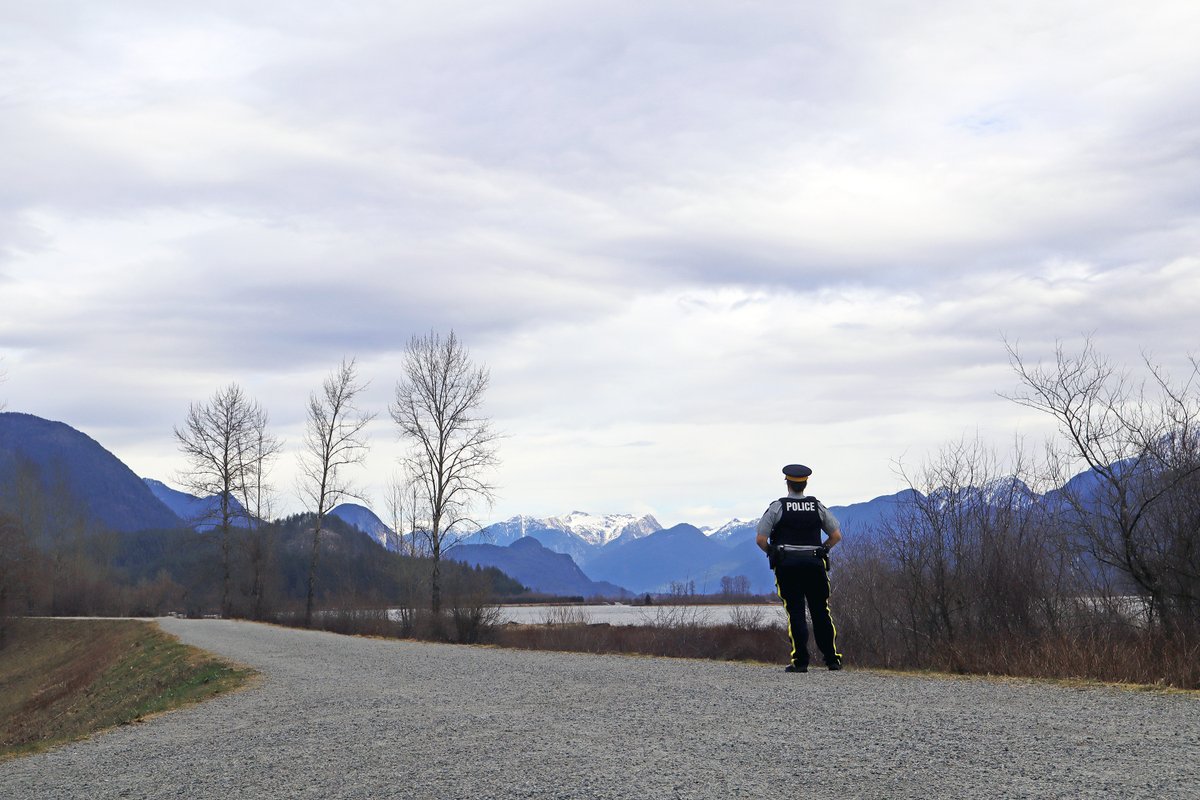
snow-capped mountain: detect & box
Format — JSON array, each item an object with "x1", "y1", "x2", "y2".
[
  {"x1": 463, "y1": 512, "x2": 661, "y2": 565},
  {"x1": 542, "y1": 511, "x2": 661, "y2": 547},
  {"x1": 706, "y1": 519, "x2": 756, "y2": 547}
]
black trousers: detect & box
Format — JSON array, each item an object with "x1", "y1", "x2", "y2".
[{"x1": 775, "y1": 562, "x2": 841, "y2": 667}]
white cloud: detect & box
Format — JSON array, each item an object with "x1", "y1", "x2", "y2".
[{"x1": 2, "y1": 1, "x2": 1199, "y2": 526}]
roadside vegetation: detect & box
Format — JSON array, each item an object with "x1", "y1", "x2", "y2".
[
  {"x1": 288, "y1": 598, "x2": 1199, "y2": 690},
  {"x1": 0, "y1": 618, "x2": 253, "y2": 760},
  {"x1": 293, "y1": 602, "x2": 790, "y2": 663}
]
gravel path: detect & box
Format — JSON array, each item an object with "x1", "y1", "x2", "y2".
[{"x1": 3, "y1": 619, "x2": 1198, "y2": 799}]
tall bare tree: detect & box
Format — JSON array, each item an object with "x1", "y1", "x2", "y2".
[
  {"x1": 391, "y1": 330, "x2": 499, "y2": 615},
  {"x1": 175, "y1": 383, "x2": 264, "y2": 617},
  {"x1": 1005, "y1": 338, "x2": 1200, "y2": 633},
  {"x1": 298, "y1": 358, "x2": 373, "y2": 627}
]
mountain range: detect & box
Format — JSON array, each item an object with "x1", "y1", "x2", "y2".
[
  {"x1": 0, "y1": 411, "x2": 922, "y2": 597},
  {"x1": 445, "y1": 490, "x2": 918, "y2": 595},
  {"x1": 1, "y1": 411, "x2": 1111, "y2": 600}
]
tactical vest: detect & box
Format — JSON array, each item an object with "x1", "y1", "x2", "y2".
[{"x1": 769, "y1": 496, "x2": 823, "y2": 547}]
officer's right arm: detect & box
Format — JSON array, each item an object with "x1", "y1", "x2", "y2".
[{"x1": 824, "y1": 527, "x2": 842, "y2": 549}]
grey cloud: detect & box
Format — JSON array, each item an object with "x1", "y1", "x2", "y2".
[{"x1": 5, "y1": 2, "x2": 1200, "y2": 521}]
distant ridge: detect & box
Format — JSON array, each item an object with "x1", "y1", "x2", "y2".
[
  {"x1": 143, "y1": 478, "x2": 250, "y2": 531},
  {"x1": 329, "y1": 503, "x2": 404, "y2": 551},
  {"x1": 0, "y1": 412, "x2": 182, "y2": 532},
  {"x1": 450, "y1": 537, "x2": 629, "y2": 598}
]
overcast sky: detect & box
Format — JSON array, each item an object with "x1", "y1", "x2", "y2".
[{"x1": 2, "y1": 1, "x2": 1199, "y2": 528}]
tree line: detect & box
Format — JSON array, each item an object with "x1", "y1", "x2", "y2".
[
  {"x1": 834, "y1": 338, "x2": 1200, "y2": 686},
  {"x1": 0, "y1": 330, "x2": 505, "y2": 644},
  {"x1": 173, "y1": 329, "x2": 500, "y2": 624}
]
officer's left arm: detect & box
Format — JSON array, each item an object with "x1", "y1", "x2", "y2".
[{"x1": 755, "y1": 501, "x2": 782, "y2": 553}]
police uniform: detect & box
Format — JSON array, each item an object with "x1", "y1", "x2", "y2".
[{"x1": 756, "y1": 464, "x2": 843, "y2": 672}]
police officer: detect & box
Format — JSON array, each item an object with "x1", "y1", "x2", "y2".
[{"x1": 756, "y1": 464, "x2": 843, "y2": 672}]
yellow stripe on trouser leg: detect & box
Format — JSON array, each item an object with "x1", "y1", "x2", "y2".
[
  {"x1": 775, "y1": 577, "x2": 799, "y2": 665},
  {"x1": 824, "y1": 569, "x2": 842, "y2": 661},
  {"x1": 825, "y1": 600, "x2": 842, "y2": 660}
]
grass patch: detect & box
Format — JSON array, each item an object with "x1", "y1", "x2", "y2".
[{"x1": 0, "y1": 618, "x2": 254, "y2": 761}]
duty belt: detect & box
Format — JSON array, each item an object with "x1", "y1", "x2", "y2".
[{"x1": 776, "y1": 544, "x2": 824, "y2": 554}]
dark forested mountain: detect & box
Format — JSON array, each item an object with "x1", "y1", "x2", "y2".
[
  {"x1": 102, "y1": 511, "x2": 527, "y2": 617},
  {"x1": 0, "y1": 412, "x2": 182, "y2": 533},
  {"x1": 449, "y1": 536, "x2": 629, "y2": 598}
]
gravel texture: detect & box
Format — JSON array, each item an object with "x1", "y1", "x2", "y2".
[{"x1": 3, "y1": 618, "x2": 1199, "y2": 799}]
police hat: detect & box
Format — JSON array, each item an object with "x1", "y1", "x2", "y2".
[{"x1": 782, "y1": 464, "x2": 812, "y2": 482}]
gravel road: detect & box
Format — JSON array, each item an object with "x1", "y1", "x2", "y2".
[{"x1": 3, "y1": 619, "x2": 1198, "y2": 799}]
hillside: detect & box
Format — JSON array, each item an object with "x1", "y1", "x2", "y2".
[
  {"x1": 0, "y1": 413, "x2": 182, "y2": 533},
  {"x1": 449, "y1": 537, "x2": 629, "y2": 598}
]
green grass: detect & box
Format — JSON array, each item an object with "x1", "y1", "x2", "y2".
[{"x1": 0, "y1": 618, "x2": 254, "y2": 760}]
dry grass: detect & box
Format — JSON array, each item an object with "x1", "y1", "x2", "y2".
[
  {"x1": 494, "y1": 624, "x2": 786, "y2": 663},
  {"x1": 274, "y1": 606, "x2": 792, "y2": 663},
  {"x1": 0, "y1": 618, "x2": 254, "y2": 760},
  {"x1": 839, "y1": 614, "x2": 1200, "y2": 691}
]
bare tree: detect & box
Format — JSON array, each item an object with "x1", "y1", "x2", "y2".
[
  {"x1": 385, "y1": 471, "x2": 426, "y2": 558},
  {"x1": 1004, "y1": 338, "x2": 1200, "y2": 633},
  {"x1": 390, "y1": 330, "x2": 499, "y2": 615},
  {"x1": 298, "y1": 358, "x2": 374, "y2": 627},
  {"x1": 235, "y1": 405, "x2": 282, "y2": 526},
  {"x1": 175, "y1": 383, "x2": 264, "y2": 617},
  {"x1": 879, "y1": 436, "x2": 1058, "y2": 669},
  {"x1": 235, "y1": 407, "x2": 283, "y2": 619}
]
